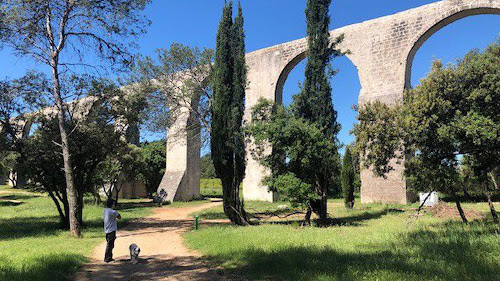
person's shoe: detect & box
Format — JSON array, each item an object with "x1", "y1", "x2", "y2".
[{"x1": 104, "y1": 259, "x2": 114, "y2": 263}]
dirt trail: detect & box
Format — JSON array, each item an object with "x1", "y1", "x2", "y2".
[{"x1": 75, "y1": 201, "x2": 228, "y2": 281}]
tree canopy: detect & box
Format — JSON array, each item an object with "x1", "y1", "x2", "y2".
[{"x1": 353, "y1": 43, "x2": 500, "y2": 223}]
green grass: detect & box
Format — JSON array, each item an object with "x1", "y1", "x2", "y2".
[
  {"x1": 185, "y1": 202, "x2": 500, "y2": 281},
  {"x1": 0, "y1": 185, "x2": 153, "y2": 281},
  {"x1": 167, "y1": 198, "x2": 213, "y2": 208},
  {"x1": 200, "y1": 178, "x2": 222, "y2": 197},
  {"x1": 193, "y1": 200, "x2": 296, "y2": 220}
]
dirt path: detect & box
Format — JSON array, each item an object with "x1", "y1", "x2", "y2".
[{"x1": 75, "y1": 201, "x2": 228, "y2": 281}]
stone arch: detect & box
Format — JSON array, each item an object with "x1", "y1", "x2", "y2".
[
  {"x1": 274, "y1": 48, "x2": 360, "y2": 105},
  {"x1": 275, "y1": 51, "x2": 307, "y2": 104},
  {"x1": 404, "y1": 6, "x2": 500, "y2": 89}
]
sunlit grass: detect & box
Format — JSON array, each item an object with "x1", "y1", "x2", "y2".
[
  {"x1": 201, "y1": 178, "x2": 222, "y2": 197},
  {"x1": 0, "y1": 185, "x2": 153, "y2": 281},
  {"x1": 185, "y1": 200, "x2": 500, "y2": 281}
]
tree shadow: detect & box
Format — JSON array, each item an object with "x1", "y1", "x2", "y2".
[
  {"x1": 0, "y1": 194, "x2": 40, "y2": 201},
  {"x1": 0, "y1": 200, "x2": 23, "y2": 207},
  {"x1": 115, "y1": 200, "x2": 156, "y2": 211},
  {"x1": 398, "y1": 220, "x2": 500, "y2": 281},
  {"x1": 204, "y1": 221, "x2": 499, "y2": 281},
  {"x1": 0, "y1": 253, "x2": 86, "y2": 281},
  {"x1": 329, "y1": 208, "x2": 404, "y2": 226},
  {"x1": 79, "y1": 255, "x2": 225, "y2": 281},
  {"x1": 0, "y1": 216, "x2": 63, "y2": 240}
]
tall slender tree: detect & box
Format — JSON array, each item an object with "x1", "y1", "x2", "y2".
[
  {"x1": 292, "y1": 0, "x2": 341, "y2": 221},
  {"x1": 341, "y1": 147, "x2": 355, "y2": 209},
  {"x1": 211, "y1": 2, "x2": 249, "y2": 225},
  {"x1": 0, "y1": 0, "x2": 150, "y2": 236}
]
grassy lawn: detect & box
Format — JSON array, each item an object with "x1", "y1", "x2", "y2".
[
  {"x1": 201, "y1": 178, "x2": 222, "y2": 198},
  {"x1": 193, "y1": 200, "x2": 297, "y2": 220},
  {"x1": 185, "y1": 201, "x2": 500, "y2": 281},
  {"x1": 0, "y1": 185, "x2": 153, "y2": 281}
]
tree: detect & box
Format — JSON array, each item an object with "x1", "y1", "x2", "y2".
[
  {"x1": 289, "y1": 0, "x2": 342, "y2": 222},
  {"x1": 0, "y1": 0, "x2": 151, "y2": 236},
  {"x1": 341, "y1": 147, "x2": 355, "y2": 209},
  {"x1": 460, "y1": 156, "x2": 499, "y2": 224},
  {"x1": 140, "y1": 140, "x2": 166, "y2": 196},
  {"x1": 201, "y1": 154, "x2": 217, "y2": 179},
  {"x1": 21, "y1": 77, "x2": 143, "y2": 228},
  {"x1": 353, "y1": 43, "x2": 500, "y2": 223},
  {"x1": 98, "y1": 144, "x2": 145, "y2": 205},
  {"x1": 0, "y1": 151, "x2": 20, "y2": 188},
  {"x1": 247, "y1": 99, "x2": 338, "y2": 225},
  {"x1": 130, "y1": 43, "x2": 213, "y2": 144},
  {"x1": 211, "y1": 2, "x2": 249, "y2": 225}
]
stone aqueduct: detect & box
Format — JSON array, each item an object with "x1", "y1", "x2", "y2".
[{"x1": 159, "y1": 0, "x2": 500, "y2": 204}]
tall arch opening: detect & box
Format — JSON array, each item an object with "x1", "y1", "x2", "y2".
[
  {"x1": 277, "y1": 53, "x2": 361, "y2": 149},
  {"x1": 406, "y1": 9, "x2": 500, "y2": 89}
]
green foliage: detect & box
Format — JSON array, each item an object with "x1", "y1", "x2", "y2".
[
  {"x1": 1, "y1": 0, "x2": 152, "y2": 237},
  {"x1": 0, "y1": 151, "x2": 19, "y2": 180},
  {"x1": 200, "y1": 178, "x2": 223, "y2": 198},
  {"x1": 288, "y1": 0, "x2": 342, "y2": 221},
  {"x1": 200, "y1": 154, "x2": 217, "y2": 179},
  {"x1": 0, "y1": 0, "x2": 151, "y2": 70},
  {"x1": 247, "y1": 99, "x2": 338, "y2": 221},
  {"x1": 20, "y1": 78, "x2": 143, "y2": 227},
  {"x1": 140, "y1": 140, "x2": 166, "y2": 195},
  {"x1": 193, "y1": 200, "x2": 296, "y2": 220},
  {"x1": 131, "y1": 42, "x2": 213, "y2": 142},
  {"x1": 341, "y1": 147, "x2": 355, "y2": 209},
  {"x1": 97, "y1": 143, "x2": 146, "y2": 203},
  {"x1": 354, "y1": 43, "x2": 500, "y2": 222},
  {"x1": 211, "y1": 2, "x2": 248, "y2": 225},
  {"x1": 23, "y1": 114, "x2": 124, "y2": 227}
]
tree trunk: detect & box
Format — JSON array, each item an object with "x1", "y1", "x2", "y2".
[
  {"x1": 92, "y1": 189, "x2": 102, "y2": 205},
  {"x1": 51, "y1": 60, "x2": 81, "y2": 237},
  {"x1": 453, "y1": 193, "x2": 468, "y2": 223},
  {"x1": 303, "y1": 205, "x2": 312, "y2": 227},
  {"x1": 76, "y1": 189, "x2": 84, "y2": 226},
  {"x1": 48, "y1": 190, "x2": 69, "y2": 228},
  {"x1": 320, "y1": 188, "x2": 328, "y2": 222},
  {"x1": 222, "y1": 173, "x2": 249, "y2": 226},
  {"x1": 490, "y1": 172, "x2": 499, "y2": 190},
  {"x1": 486, "y1": 192, "x2": 499, "y2": 224},
  {"x1": 312, "y1": 181, "x2": 328, "y2": 224}
]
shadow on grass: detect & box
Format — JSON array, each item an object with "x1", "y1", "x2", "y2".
[
  {"x1": 0, "y1": 215, "x2": 105, "y2": 240},
  {"x1": 199, "y1": 206, "x2": 401, "y2": 227},
  {"x1": 329, "y1": 208, "x2": 404, "y2": 226},
  {"x1": 0, "y1": 253, "x2": 86, "y2": 281},
  {"x1": 116, "y1": 200, "x2": 156, "y2": 211},
  {"x1": 0, "y1": 194, "x2": 40, "y2": 201},
  {"x1": 207, "y1": 221, "x2": 499, "y2": 281},
  {"x1": 0, "y1": 200, "x2": 23, "y2": 207}
]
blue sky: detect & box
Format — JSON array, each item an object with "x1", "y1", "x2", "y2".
[{"x1": 0, "y1": 0, "x2": 499, "y2": 152}]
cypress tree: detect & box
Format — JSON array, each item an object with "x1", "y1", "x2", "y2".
[
  {"x1": 211, "y1": 1, "x2": 249, "y2": 225},
  {"x1": 342, "y1": 147, "x2": 355, "y2": 209},
  {"x1": 292, "y1": 0, "x2": 341, "y2": 221}
]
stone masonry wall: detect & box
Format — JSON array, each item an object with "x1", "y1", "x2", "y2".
[{"x1": 242, "y1": 0, "x2": 500, "y2": 204}]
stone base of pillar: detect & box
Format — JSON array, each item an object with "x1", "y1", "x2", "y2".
[
  {"x1": 158, "y1": 170, "x2": 201, "y2": 203},
  {"x1": 360, "y1": 168, "x2": 416, "y2": 205},
  {"x1": 242, "y1": 164, "x2": 277, "y2": 202}
]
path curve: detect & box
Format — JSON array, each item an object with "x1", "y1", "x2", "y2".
[{"x1": 75, "y1": 201, "x2": 227, "y2": 281}]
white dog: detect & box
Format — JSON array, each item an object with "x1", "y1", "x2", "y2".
[{"x1": 129, "y1": 243, "x2": 141, "y2": 264}]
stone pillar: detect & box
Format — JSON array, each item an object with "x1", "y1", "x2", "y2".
[
  {"x1": 158, "y1": 93, "x2": 201, "y2": 202},
  {"x1": 242, "y1": 50, "x2": 285, "y2": 202}
]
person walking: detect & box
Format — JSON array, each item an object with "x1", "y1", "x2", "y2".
[{"x1": 103, "y1": 198, "x2": 121, "y2": 263}]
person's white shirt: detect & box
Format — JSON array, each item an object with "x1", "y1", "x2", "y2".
[{"x1": 103, "y1": 208, "x2": 120, "y2": 234}]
